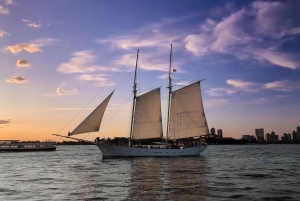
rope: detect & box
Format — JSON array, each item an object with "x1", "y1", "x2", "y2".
[{"x1": 56, "y1": 51, "x2": 136, "y2": 135}]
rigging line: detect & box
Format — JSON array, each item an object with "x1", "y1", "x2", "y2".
[
  {"x1": 139, "y1": 53, "x2": 168, "y2": 65},
  {"x1": 139, "y1": 52, "x2": 169, "y2": 73},
  {"x1": 101, "y1": 94, "x2": 133, "y2": 126},
  {"x1": 102, "y1": 93, "x2": 133, "y2": 122},
  {"x1": 57, "y1": 52, "x2": 136, "y2": 135},
  {"x1": 139, "y1": 44, "x2": 170, "y2": 51},
  {"x1": 137, "y1": 78, "x2": 162, "y2": 84}
]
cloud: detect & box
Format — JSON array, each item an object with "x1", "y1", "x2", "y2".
[
  {"x1": 203, "y1": 99, "x2": 228, "y2": 108},
  {"x1": 22, "y1": 19, "x2": 42, "y2": 28},
  {"x1": 76, "y1": 74, "x2": 115, "y2": 86},
  {"x1": 5, "y1": 76, "x2": 28, "y2": 84},
  {"x1": 0, "y1": 119, "x2": 11, "y2": 124},
  {"x1": 264, "y1": 80, "x2": 300, "y2": 91},
  {"x1": 50, "y1": 108, "x2": 93, "y2": 111},
  {"x1": 45, "y1": 87, "x2": 78, "y2": 97},
  {"x1": 175, "y1": 81, "x2": 191, "y2": 86},
  {"x1": 184, "y1": 1, "x2": 300, "y2": 69},
  {"x1": 5, "y1": 0, "x2": 16, "y2": 5},
  {"x1": 56, "y1": 87, "x2": 78, "y2": 95},
  {"x1": 57, "y1": 50, "x2": 112, "y2": 74},
  {"x1": 206, "y1": 87, "x2": 235, "y2": 96},
  {"x1": 30, "y1": 38, "x2": 60, "y2": 46},
  {"x1": 0, "y1": 30, "x2": 9, "y2": 37},
  {"x1": 0, "y1": 5, "x2": 9, "y2": 14},
  {"x1": 21, "y1": 43, "x2": 42, "y2": 53},
  {"x1": 226, "y1": 79, "x2": 256, "y2": 89},
  {"x1": 3, "y1": 43, "x2": 42, "y2": 54},
  {"x1": 16, "y1": 59, "x2": 30, "y2": 67},
  {"x1": 57, "y1": 50, "x2": 98, "y2": 74}
]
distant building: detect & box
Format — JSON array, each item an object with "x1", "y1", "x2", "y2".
[
  {"x1": 255, "y1": 128, "x2": 264, "y2": 143},
  {"x1": 211, "y1": 127, "x2": 215, "y2": 135},
  {"x1": 297, "y1": 126, "x2": 300, "y2": 140},
  {"x1": 292, "y1": 130, "x2": 298, "y2": 140},
  {"x1": 242, "y1": 135, "x2": 255, "y2": 141},
  {"x1": 281, "y1": 133, "x2": 292, "y2": 141},
  {"x1": 265, "y1": 133, "x2": 272, "y2": 142},
  {"x1": 217, "y1": 129, "x2": 223, "y2": 138},
  {"x1": 265, "y1": 131, "x2": 279, "y2": 142}
]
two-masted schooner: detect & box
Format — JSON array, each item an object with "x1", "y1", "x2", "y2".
[{"x1": 54, "y1": 44, "x2": 209, "y2": 157}]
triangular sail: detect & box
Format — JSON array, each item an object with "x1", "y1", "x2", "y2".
[
  {"x1": 132, "y1": 88, "x2": 163, "y2": 140},
  {"x1": 69, "y1": 91, "x2": 114, "y2": 136},
  {"x1": 168, "y1": 82, "x2": 209, "y2": 140}
]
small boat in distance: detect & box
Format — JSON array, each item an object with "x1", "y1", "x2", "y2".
[
  {"x1": 0, "y1": 140, "x2": 57, "y2": 152},
  {"x1": 54, "y1": 44, "x2": 209, "y2": 157}
]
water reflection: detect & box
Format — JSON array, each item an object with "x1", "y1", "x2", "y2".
[{"x1": 126, "y1": 156, "x2": 209, "y2": 201}]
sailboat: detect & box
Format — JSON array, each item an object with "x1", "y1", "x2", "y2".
[{"x1": 53, "y1": 44, "x2": 209, "y2": 157}]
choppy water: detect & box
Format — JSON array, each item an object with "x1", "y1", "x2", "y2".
[{"x1": 1, "y1": 144, "x2": 300, "y2": 200}]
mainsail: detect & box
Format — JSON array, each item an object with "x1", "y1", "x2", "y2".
[
  {"x1": 132, "y1": 88, "x2": 163, "y2": 140},
  {"x1": 69, "y1": 91, "x2": 114, "y2": 136},
  {"x1": 168, "y1": 82, "x2": 209, "y2": 140}
]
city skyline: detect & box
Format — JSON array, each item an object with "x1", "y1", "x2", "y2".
[{"x1": 1, "y1": 0, "x2": 300, "y2": 141}]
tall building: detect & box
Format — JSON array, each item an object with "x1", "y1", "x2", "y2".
[
  {"x1": 255, "y1": 128, "x2": 264, "y2": 143},
  {"x1": 211, "y1": 127, "x2": 215, "y2": 135},
  {"x1": 297, "y1": 126, "x2": 300, "y2": 140},
  {"x1": 265, "y1": 133, "x2": 271, "y2": 142},
  {"x1": 292, "y1": 130, "x2": 297, "y2": 140},
  {"x1": 217, "y1": 129, "x2": 223, "y2": 138},
  {"x1": 282, "y1": 133, "x2": 292, "y2": 141}
]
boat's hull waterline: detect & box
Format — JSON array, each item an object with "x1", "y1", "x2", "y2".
[{"x1": 97, "y1": 144, "x2": 206, "y2": 157}]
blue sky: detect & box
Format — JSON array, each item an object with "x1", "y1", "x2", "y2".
[{"x1": 1, "y1": 0, "x2": 300, "y2": 141}]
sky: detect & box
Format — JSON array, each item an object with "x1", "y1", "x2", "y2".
[{"x1": 1, "y1": 0, "x2": 300, "y2": 141}]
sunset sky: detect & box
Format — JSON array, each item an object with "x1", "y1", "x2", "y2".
[{"x1": 1, "y1": 0, "x2": 300, "y2": 141}]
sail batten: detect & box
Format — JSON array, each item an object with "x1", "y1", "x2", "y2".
[
  {"x1": 132, "y1": 88, "x2": 163, "y2": 140},
  {"x1": 168, "y1": 81, "x2": 209, "y2": 140},
  {"x1": 69, "y1": 91, "x2": 114, "y2": 136}
]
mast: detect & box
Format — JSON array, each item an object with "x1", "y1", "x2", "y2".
[
  {"x1": 166, "y1": 43, "x2": 172, "y2": 142},
  {"x1": 129, "y1": 49, "x2": 139, "y2": 145}
]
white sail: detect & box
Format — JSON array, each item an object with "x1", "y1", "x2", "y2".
[
  {"x1": 69, "y1": 91, "x2": 114, "y2": 136},
  {"x1": 168, "y1": 82, "x2": 209, "y2": 140},
  {"x1": 132, "y1": 88, "x2": 163, "y2": 140}
]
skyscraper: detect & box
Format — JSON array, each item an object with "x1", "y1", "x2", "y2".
[
  {"x1": 297, "y1": 126, "x2": 300, "y2": 140},
  {"x1": 211, "y1": 127, "x2": 215, "y2": 135},
  {"x1": 255, "y1": 128, "x2": 264, "y2": 143},
  {"x1": 217, "y1": 129, "x2": 223, "y2": 138}
]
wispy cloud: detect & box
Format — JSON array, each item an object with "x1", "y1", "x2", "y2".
[
  {"x1": 57, "y1": 50, "x2": 113, "y2": 74},
  {"x1": 45, "y1": 87, "x2": 78, "y2": 97},
  {"x1": 203, "y1": 98, "x2": 228, "y2": 108},
  {"x1": 0, "y1": 30, "x2": 9, "y2": 37},
  {"x1": 5, "y1": 76, "x2": 28, "y2": 84},
  {"x1": 5, "y1": 0, "x2": 16, "y2": 5},
  {"x1": 264, "y1": 80, "x2": 300, "y2": 91},
  {"x1": 206, "y1": 87, "x2": 235, "y2": 96},
  {"x1": 175, "y1": 81, "x2": 191, "y2": 86},
  {"x1": 0, "y1": 119, "x2": 11, "y2": 128},
  {"x1": 0, "y1": 119, "x2": 11, "y2": 124},
  {"x1": 3, "y1": 43, "x2": 42, "y2": 54},
  {"x1": 76, "y1": 74, "x2": 115, "y2": 87},
  {"x1": 16, "y1": 59, "x2": 30, "y2": 67},
  {"x1": 30, "y1": 38, "x2": 60, "y2": 47},
  {"x1": 226, "y1": 79, "x2": 257, "y2": 89},
  {"x1": 22, "y1": 19, "x2": 42, "y2": 28},
  {"x1": 50, "y1": 108, "x2": 93, "y2": 111},
  {"x1": 184, "y1": 1, "x2": 300, "y2": 69},
  {"x1": 0, "y1": 4, "x2": 9, "y2": 14}
]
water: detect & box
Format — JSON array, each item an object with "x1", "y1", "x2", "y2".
[{"x1": 1, "y1": 145, "x2": 300, "y2": 200}]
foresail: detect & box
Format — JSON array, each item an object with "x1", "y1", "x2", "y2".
[
  {"x1": 132, "y1": 88, "x2": 163, "y2": 140},
  {"x1": 69, "y1": 91, "x2": 114, "y2": 136},
  {"x1": 168, "y1": 82, "x2": 209, "y2": 140}
]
